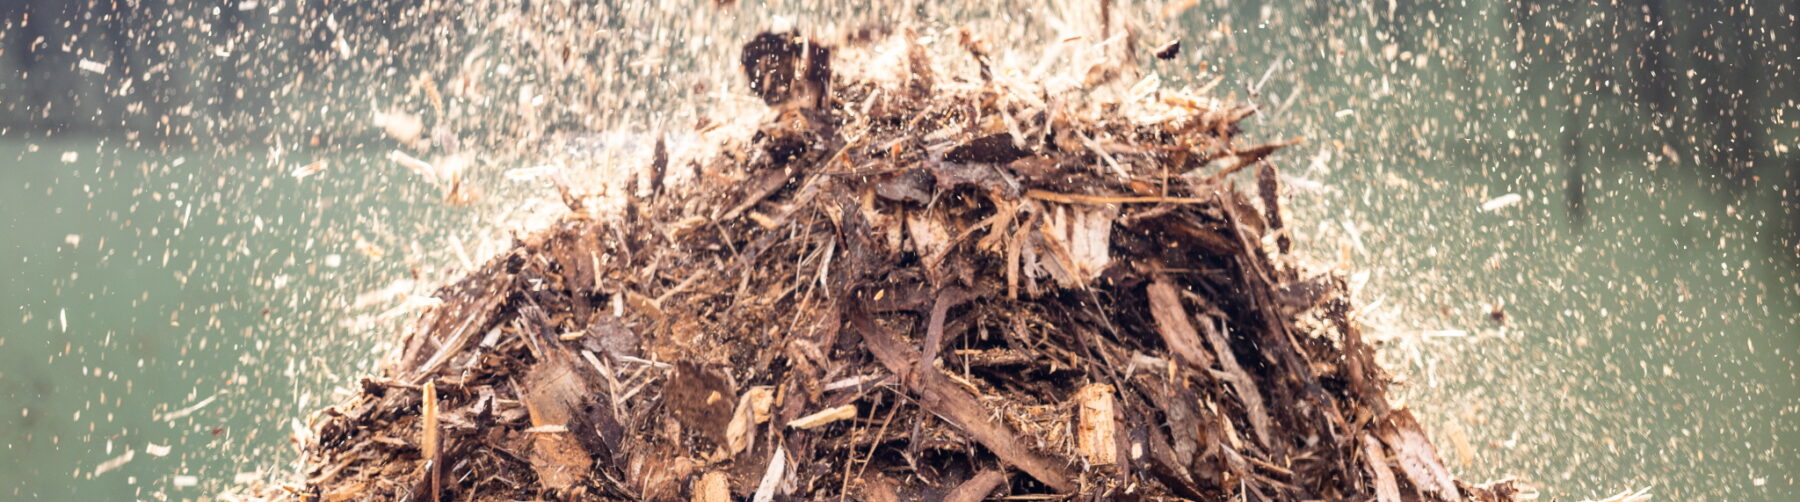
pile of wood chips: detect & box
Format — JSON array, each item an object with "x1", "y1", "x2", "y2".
[{"x1": 259, "y1": 29, "x2": 1524, "y2": 502}]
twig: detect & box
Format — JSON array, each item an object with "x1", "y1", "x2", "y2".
[
  {"x1": 1025, "y1": 189, "x2": 1210, "y2": 205},
  {"x1": 852, "y1": 395, "x2": 902, "y2": 482},
  {"x1": 944, "y1": 469, "x2": 1009, "y2": 502},
  {"x1": 422, "y1": 380, "x2": 442, "y2": 502}
]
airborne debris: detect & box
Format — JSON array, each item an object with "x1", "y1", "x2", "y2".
[
  {"x1": 373, "y1": 109, "x2": 425, "y2": 146},
  {"x1": 92, "y1": 448, "x2": 135, "y2": 476},
  {"x1": 1585, "y1": 486, "x2": 1653, "y2": 502},
  {"x1": 1481, "y1": 193, "x2": 1524, "y2": 212},
  {"x1": 387, "y1": 150, "x2": 437, "y2": 180},
  {"x1": 243, "y1": 28, "x2": 1522, "y2": 502},
  {"x1": 289, "y1": 160, "x2": 326, "y2": 179},
  {"x1": 1154, "y1": 40, "x2": 1181, "y2": 60},
  {"x1": 155, "y1": 393, "x2": 217, "y2": 422}
]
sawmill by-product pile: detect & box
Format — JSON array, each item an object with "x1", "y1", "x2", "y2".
[{"x1": 257, "y1": 29, "x2": 1525, "y2": 501}]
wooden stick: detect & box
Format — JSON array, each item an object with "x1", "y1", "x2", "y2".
[
  {"x1": 943, "y1": 469, "x2": 1008, "y2": 502},
  {"x1": 1024, "y1": 189, "x2": 1211, "y2": 205},
  {"x1": 917, "y1": 287, "x2": 972, "y2": 377},
  {"x1": 787, "y1": 404, "x2": 858, "y2": 430},
  {"x1": 422, "y1": 380, "x2": 442, "y2": 502}
]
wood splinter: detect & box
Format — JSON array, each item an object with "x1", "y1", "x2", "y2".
[
  {"x1": 787, "y1": 404, "x2": 857, "y2": 430},
  {"x1": 422, "y1": 380, "x2": 442, "y2": 502}
]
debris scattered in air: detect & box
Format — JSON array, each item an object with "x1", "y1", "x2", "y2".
[
  {"x1": 1482, "y1": 193, "x2": 1524, "y2": 212},
  {"x1": 154, "y1": 393, "x2": 218, "y2": 422},
  {"x1": 1154, "y1": 40, "x2": 1181, "y2": 59},
  {"x1": 92, "y1": 448, "x2": 136, "y2": 477},
  {"x1": 289, "y1": 160, "x2": 326, "y2": 179}
]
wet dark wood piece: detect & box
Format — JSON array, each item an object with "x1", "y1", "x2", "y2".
[
  {"x1": 1154, "y1": 40, "x2": 1181, "y2": 60},
  {"x1": 944, "y1": 133, "x2": 1032, "y2": 164}
]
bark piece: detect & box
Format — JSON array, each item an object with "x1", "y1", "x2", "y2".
[
  {"x1": 1380, "y1": 410, "x2": 1463, "y2": 502},
  {"x1": 1145, "y1": 278, "x2": 1215, "y2": 370},
  {"x1": 1361, "y1": 434, "x2": 1403, "y2": 502},
  {"x1": 945, "y1": 134, "x2": 1032, "y2": 164}
]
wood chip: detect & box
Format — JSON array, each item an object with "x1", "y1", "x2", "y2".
[
  {"x1": 786, "y1": 404, "x2": 857, "y2": 430},
  {"x1": 692, "y1": 471, "x2": 732, "y2": 502},
  {"x1": 724, "y1": 386, "x2": 776, "y2": 457},
  {"x1": 751, "y1": 444, "x2": 787, "y2": 502}
]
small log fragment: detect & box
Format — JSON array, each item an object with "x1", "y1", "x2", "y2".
[
  {"x1": 751, "y1": 445, "x2": 787, "y2": 502},
  {"x1": 1075, "y1": 383, "x2": 1119, "y2": 466},
  {"x1": 1196, "y1": 305, "x2": 1275, "y2": 450},
  {"x1": 1154, "y1": 40, "x2": 1181, "y2": 60}
]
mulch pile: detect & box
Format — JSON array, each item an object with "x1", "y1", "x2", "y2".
[{"x1": 260, "y1": 29, "x2": 1522, "y2": 502}]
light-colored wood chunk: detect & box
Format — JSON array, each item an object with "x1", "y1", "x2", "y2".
[
  {"x1": 786, "y1": 404, "x2": 858, "y2": 430},
  {"x1": 692, "y1": 471, "x2": 732, "y2": 502},
  {"x1": 1075, "y1": 383, "x2": 1118, "y2": 466}
]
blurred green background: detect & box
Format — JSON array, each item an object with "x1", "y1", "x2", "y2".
[{"x1": 3, "y1": 0, "x2": 1795, "y2": 500}]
